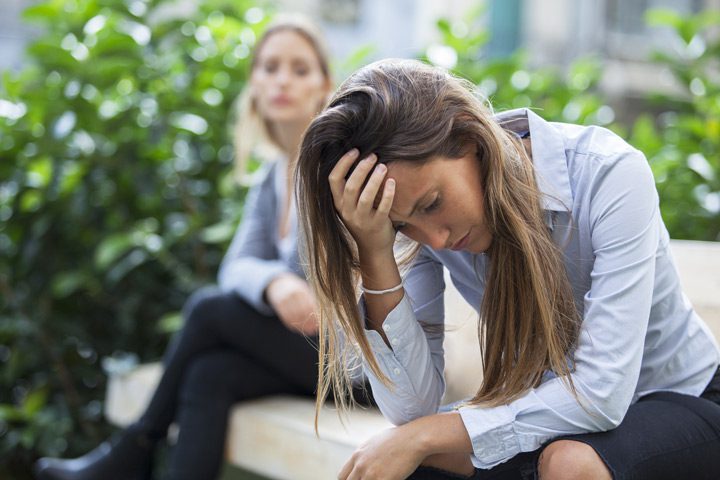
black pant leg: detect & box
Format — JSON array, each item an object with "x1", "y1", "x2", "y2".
[
  {"x1": 137, "y1": 286, "x2": 319, "y2": 438},
  {"x1": 163, "y1": 348, "x2": 316, "y2": 480}
]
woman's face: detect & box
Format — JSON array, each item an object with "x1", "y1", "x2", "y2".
[
  {"x1": 386, "y1": 149, "x2": 492, "y2": 254},
  {"x1": 251, "y1": 30, "x2": 329, "y2": 126}
]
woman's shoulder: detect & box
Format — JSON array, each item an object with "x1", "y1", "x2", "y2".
[
  {"x1": 245, "y1": 156, "x2": 286, "y2": 188},
  {"x1": 553, "y1": 122, "x2": 639, "y2": 163},
  {"x1": 550, "y1": 123, "x2": 651, "y2": 195}
]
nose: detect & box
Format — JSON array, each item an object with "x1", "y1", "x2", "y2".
[
  {"x1": 415, "y1": 223, "x2": 450, "y2": 250},
  {"x1": 274, "y1": 66, "x2": 291, "y2": 86}
]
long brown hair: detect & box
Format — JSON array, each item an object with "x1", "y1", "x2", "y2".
[
  {"x1": 296, "y1": 59, "x2": 581, "y2": 425},
  {"x1": 233, "y1": 14, "x2": 331, "y2": 182}
]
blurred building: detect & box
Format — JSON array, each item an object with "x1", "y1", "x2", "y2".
[
  {"x1": 0, "y1": 0, "x2": 39, "y2": 72},
  {"x1": 2, "y1": 0, "x2": 718, "y2": 117},
  {"x1": 522, "y1": 0, "x2": 718, "y2": 112},
  {"x1": 278, "y1": 0, "x2": 718, "y2": 120}
]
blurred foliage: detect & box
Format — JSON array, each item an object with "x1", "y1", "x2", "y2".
[
  {"x1": 629, "y1": 9, "x2": 720, "y2": 240},
  {"x1": 0, "y1": 0, "x2": 269, "y2": 476},
  {"x1": 423, "y1": 5, "x2": 616, "y2": 128}
]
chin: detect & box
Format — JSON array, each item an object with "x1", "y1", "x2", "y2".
[
  {"x1": 265, "y1": 110, "x2": 297, "y2": 121},
  {"x1": 470, "y1": 236, "x2": 492, "y2": 255},
  {"x1": 263, "y1": 104, "x2": 305, "y2": 119}
]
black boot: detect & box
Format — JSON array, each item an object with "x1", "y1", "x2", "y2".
[{"x1": 34, "y1": 424, "x2": 155, "y2": 480}]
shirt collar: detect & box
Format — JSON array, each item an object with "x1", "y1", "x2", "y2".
[{"x1": 493, "y1": 108, "x2": 573, "y2": 213}]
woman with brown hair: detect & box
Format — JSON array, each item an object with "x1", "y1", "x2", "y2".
[
  {"x1": 35, "y1": 15, "x2": 333, "y2": 480},
  {"x1": 296, "y1": 59, "x2": 720, "y2": 479}
]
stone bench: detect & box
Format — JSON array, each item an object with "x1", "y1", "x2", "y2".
[{"x1": 105, "y1": 239, "x2": 720, "y2": 480}]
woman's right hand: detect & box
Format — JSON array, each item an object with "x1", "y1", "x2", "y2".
[
  {"x1": 265, "y1": 273, "x2": 319, "y2": 336},
  {"x1": 328, "y1": 149, "x2": 397, "y2": 256}
]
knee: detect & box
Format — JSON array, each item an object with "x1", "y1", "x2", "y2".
[
  {"x1": 182, "y1": 286, "x2": 232, "y2": 329},
  {"x1": 538, "y1": 440, "x2": 611, "y2": 480}
]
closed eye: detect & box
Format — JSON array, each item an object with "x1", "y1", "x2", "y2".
[
  {"x1": 394, "y1": 195, "x2": 440, "y2": 232},
  {"x1": 422, "y1": 195, "x2": 441, "y2": 214}
]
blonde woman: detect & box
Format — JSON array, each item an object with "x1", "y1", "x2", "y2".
[
  {"x1": 36, "y1": 16, "x2": 333, "y2": 480},
  {"x1": 296, "y1": 59, "x2": 720, "y2": 479}
]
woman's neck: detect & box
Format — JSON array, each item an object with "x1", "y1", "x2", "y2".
[
  {"x1": 522, "y1": 136, "x2": 533, "y2": 162},
  {"x1": 271, "y1": 119, "x2": 309, "y2": 239},
  {"x1": 270, "y1": 120, "x2": 310, "y2": 163}
]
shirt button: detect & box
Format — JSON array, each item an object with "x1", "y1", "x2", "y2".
[
  {"x1": 393, "y1": 368, "x2": 401, "y2": 375},
  {"x1": 383, "y1": 323, "x2": 391, "y2": 331},
  {"x1": 390, "y1": 338, "x2": 398, "y2": 345}
]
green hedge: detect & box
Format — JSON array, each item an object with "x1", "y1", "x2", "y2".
[
  {"x1": 0, "y1": 0, "x2": 266, "y2": 476},
  {"x1": 628, "y1": 9, "x2": 720, "y2": 240}
]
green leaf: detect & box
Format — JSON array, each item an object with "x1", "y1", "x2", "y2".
[
  {"x1": 22, "y1": 388, "x2": 48, "y2": 416},
  {"x1": 157, "y1": 311, "x2": 182, "y2": 333},
  {"x1": 645, "y1": 8, "x2": 683, "y2": 29},
  {"x1": 51, "y1": 271, "x2": 87, "y2": 298},
  {"x1": 95, "y1": 233, "x2": 133, "y2": 270},
  {"x1": 22, "y1": 3, "x2": 60, "y2": 21},
  {"x1": 0, "y1": 404, "x2": 26, "y2": 422},
  {"x1": 27, "y1": 157, "x2": 53, "y2": 188},
  {"x1": 19, "y1": 190, "x2": 42, "y2": 212},
  {"x1": 200, "y1": 220, "x2": 235, "y2": 244},
  {"x1": 631, "y1": 114, "x2": 663, "y2": 158},
  {"x1": 436, "y1": 18, "x2": 452, "y2": 36}
]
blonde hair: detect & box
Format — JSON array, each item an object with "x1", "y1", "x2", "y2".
[
  {"x1": 233, "y1": 14, "x2": 331, "y2": 182},
  {"x1": 296, "y1": 59, "x2": 582, "y2": 426}
]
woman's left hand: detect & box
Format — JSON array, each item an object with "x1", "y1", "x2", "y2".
[{"x1": 338, "y1": 425, "x2": 425, "y2": 480}]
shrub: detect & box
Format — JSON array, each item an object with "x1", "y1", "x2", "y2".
[
  {"x1": 629, "y1": 9, "x2": 720, "y2": 240},
  {"x1": 0, "y1": 0, "x2": 265, "y2": 476},
  {"x1": 424, "y1": 7, "x2": 614, "y2": 127}
]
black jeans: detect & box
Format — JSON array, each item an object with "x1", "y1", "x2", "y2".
[{"x1": 137, "y1": 287, "x2": 320, "y2": 480}]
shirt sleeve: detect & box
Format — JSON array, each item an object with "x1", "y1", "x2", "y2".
[
  {"x1": 360, "y1": 247, "x2": 448, "y2": 425},
  {"x1": 458, "y1": 150, "x2": 661, "y2": 469},
  {"x1": 217, "y1": 164, "x2": 294, "y2": 315}
]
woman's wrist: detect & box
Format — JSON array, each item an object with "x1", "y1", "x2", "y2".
[
  {"x1": 408, "y1": 413, "x2": 473, "y2": 458},
  {"x1": 358, "y1": 247, "x2": 400, "y2": 290},
  {"x1": 361, "y1": 282, "x2": 403, "y2": 295},
  {"x1": 357, "y1": 247, "x2": 403, "y2": 334}
]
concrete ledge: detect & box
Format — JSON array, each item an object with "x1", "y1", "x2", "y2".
[{"x1": 226, "y1": 397, "x2": 390, "y2": 480}]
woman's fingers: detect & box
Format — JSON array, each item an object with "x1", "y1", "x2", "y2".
[
  {"x1": 328, "y1": 149, "x2": 385, "y2": 219},
  {"x1": 338, "y1": 457, "x2": 353, "y2": 480},
  {"x1": 342, "y1": 154, "x2": 377, "y2": 209},
  {"x1": 329, "y1": 149, "x2": 360, "y2": 210},
  {"x1": 327, "y1": 149, "x2": 396, "y2": 253},
  {"x1": 357, "y1": 162, "x2": 387, "y2": 213},
  {"x1": 374, "y1": 178, "x2": 395, "y2": 217}
]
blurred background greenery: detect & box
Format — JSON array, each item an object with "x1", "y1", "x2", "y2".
[{"x1": 0, "y1": 0, "x2": 718, "y2": 478}]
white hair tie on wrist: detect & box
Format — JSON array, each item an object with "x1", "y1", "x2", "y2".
[{"x1": 360, "y1": 282, "x2": 404, "y2": 295}]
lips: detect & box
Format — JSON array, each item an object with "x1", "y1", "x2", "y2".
[
  {"x1": 450, "y1": 231, "x2": 471, "y2": 251},
  {"x1": 271, "y1": 95, "x2": 293, "y2": 106}
]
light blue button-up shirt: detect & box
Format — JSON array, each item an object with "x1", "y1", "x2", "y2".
[{"x1": 360, "y1": 108, "x2": 720, "y2": 469}]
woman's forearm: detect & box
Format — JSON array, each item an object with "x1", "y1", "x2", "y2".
[
  {"x1": 358, "y1": 248, "x2": 403, "y2": 339},
  {"x1": 410, "y1": 412, "x2": 474, "y2": 458}
]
